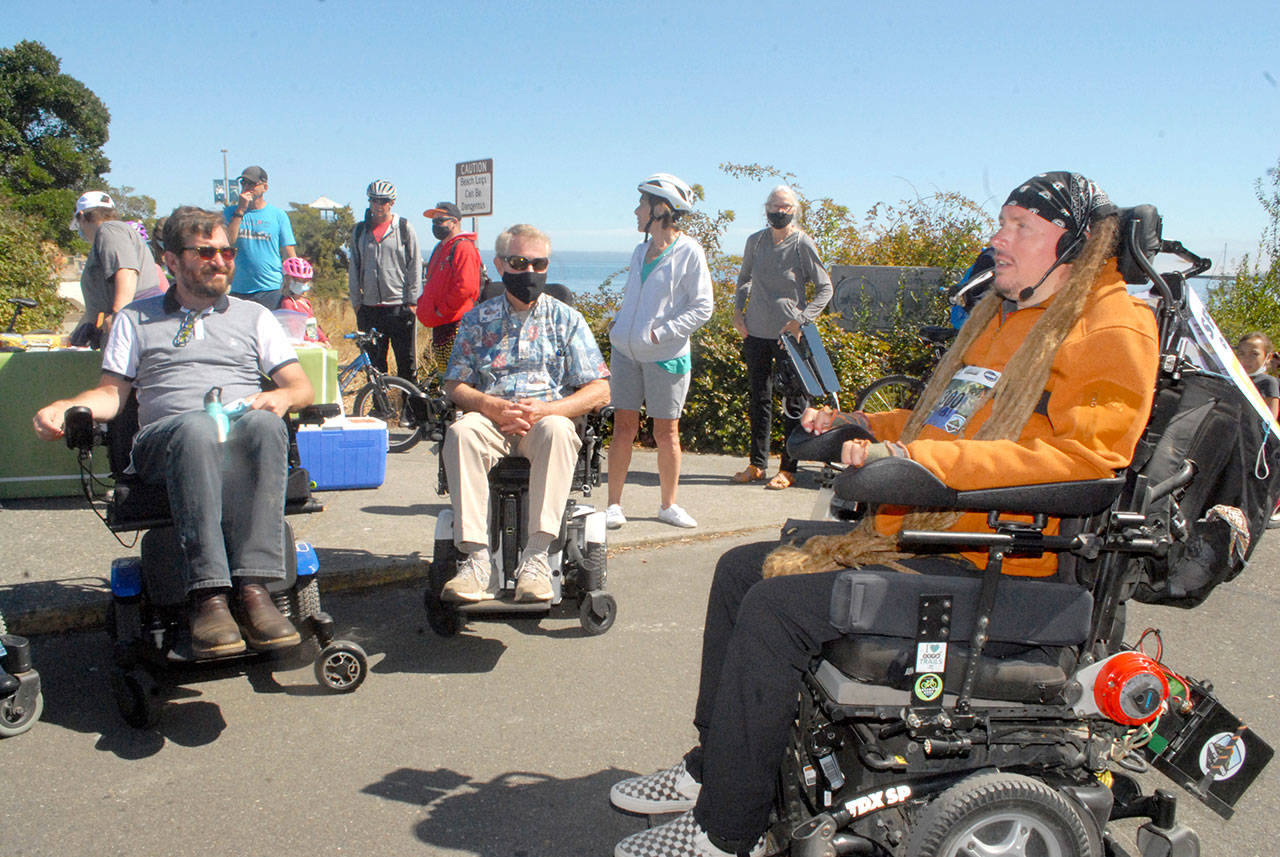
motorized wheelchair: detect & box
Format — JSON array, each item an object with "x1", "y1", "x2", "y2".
[
  {"x1": 764, "y1": 207, "x2": 1275, "y2": 857},
  {"x1": 63, "y1": 394, "x2": 369, "y2": 729},
  {"x1": 417, "y1": 396, "x2": 617, "y2": 637},
  {"x1": 0, "y1": 612, "x2": 42, "y2": 738}
]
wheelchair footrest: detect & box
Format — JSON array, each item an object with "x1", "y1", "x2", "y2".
[{"x1": 453, "y1": 599, "x2": 552, "y2": 615}]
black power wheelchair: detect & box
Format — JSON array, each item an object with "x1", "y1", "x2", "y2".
[
  {"x1": 419, "y1": 399, "x2": 617, "y2": 637},
  {"x1": 765, "y1": 207, "x2": 1276, "y2": 857},
  {"x1": 64, "y1": 396, "x2": 369, "y2": 729}
]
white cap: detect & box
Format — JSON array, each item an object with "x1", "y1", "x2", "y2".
[{"x1": 74, "y1": 190, "x2": 114, "y2": 215}]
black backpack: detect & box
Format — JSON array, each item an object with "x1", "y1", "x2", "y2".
[{"x1": 1126, "y1": 344, "x2": 1280, "y2": 608}]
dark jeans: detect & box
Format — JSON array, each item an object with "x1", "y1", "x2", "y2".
[
  {"x1": 742, "y1": 335, "x2": 798, "y2": 474},
  {"x1": 357, "y1": 304, "x2": 418, "y2": 383},
  {"x1": 684, "y1": 542, "x2": 968, "y2": 849},
  {"x1": 130, "y1": 409, "x2": 288, "y2": 595},
  {"x1": 236, "y1": 289, "x2": 282, "y2": 310}
]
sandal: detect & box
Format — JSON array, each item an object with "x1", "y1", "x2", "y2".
[
  {"x1": 765, "y1": 471, "x2": 795, "y2": 490},
  {"x1": 731, "y1": 464, "x2": 766, "y2": 484}
]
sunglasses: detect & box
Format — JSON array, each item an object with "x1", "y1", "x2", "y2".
[
  {"x1": 504, "y1": 255, "x2": 550, "y2": 272},
  {"x1": 184, "y1": 245, "x2": 238, "y2": 261},
  {"x1": 369, "y1": 197, "x2": 394, "y2": 204}
]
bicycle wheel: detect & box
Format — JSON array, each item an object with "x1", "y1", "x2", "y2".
[
  {"x1": 353, "y1": 376, "x2": 426, "y2": 453},
  {"x1": 854, "y1": 374, "x2": 925, "y2": 413}
]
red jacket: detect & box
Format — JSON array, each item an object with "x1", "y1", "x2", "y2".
[{"x1": 416, "y1": 232, "x2": 481, "y2": 328}]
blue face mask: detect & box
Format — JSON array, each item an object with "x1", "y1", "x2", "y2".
[{"x1": 287, "y1": 278, "x2": 310, "y2": 295}]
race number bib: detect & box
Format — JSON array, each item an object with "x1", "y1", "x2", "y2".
[{"x1": 924, "y1": 366, "x2": 1001, "y2": 434}]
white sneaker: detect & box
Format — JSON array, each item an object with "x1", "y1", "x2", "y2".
[
  {"x1": 610, "y1": 759, "x2": 700, "y2": 814},
  {"x1": 614, "y1": 810, "x2": 766, "y2": 857},
  {"x1": 658, "y1": 503, "x2": 697, "y2": 528},
  {"x1": 441, "y1": 551, "x2": 494, "y2": 602},
  {"x1": 605, "y1": 504, "x2": 627, "y2": 529},
  {"x1": 513, "y1": 551, "x2": 554, "y2": 602}
]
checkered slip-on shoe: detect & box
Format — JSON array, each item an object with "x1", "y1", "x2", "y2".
[
  {"x1": 610, "y1": 760, "x2": 701, "y2": 814},
  {"x1": 613, "y1": 811, "x2": 766, "y2": 857}
]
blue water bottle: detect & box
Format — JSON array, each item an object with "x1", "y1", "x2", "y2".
[{"x1": 204, "y1": 386, "x2": 229, "y2": 443}]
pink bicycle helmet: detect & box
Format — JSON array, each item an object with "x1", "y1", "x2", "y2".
[{"x1": 282, "y1": 257, "x2": 314, "y2": 280}]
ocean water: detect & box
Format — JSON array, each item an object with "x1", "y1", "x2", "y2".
[{"x1": 483, "y1": 250, "x2": 633, "y2": 295}]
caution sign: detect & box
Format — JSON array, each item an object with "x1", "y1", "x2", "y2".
[{"x1": 456, "y1": 158, "x2": 493, "y2": 217}]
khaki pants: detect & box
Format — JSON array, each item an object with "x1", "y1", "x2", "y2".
[{"x1": 442, "y1": 411, "x2": 582, "y2": 549}]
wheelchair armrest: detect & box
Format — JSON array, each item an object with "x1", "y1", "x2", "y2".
[
  {"x1": 295, "y1": 403, "x2": 341, "y2": 425},
  {"x1": 785, "y1": 424, "x2": 876, "y2": 463},
  {"x1": 64, "y1": 406, "x2": 101, "y2": 451},
  {"x1": 833, "y1": 457, "x2": 1125, "y2": 517}
]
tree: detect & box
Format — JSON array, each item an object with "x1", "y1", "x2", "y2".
[
  {"x1": 1208, "y1": 157, "x2": 1280, "y2": 344},
  {"x1": 286, "y1": 202, "x2": 356, "y2": 298},
  {"x1": 0, "y1": 40, "x2": 111, "y2": 246}
]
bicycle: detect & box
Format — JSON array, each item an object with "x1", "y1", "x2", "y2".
[
  {"x1": 337, "y1": 329, "x2": 429, "y2": 453},
  {"x1": 851, "y1": 325, "x2": 954, "y2": 413}
]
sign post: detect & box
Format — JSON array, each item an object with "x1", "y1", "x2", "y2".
[{"x1": 456, "y1": 158, "x2": 493, "y2": 234}]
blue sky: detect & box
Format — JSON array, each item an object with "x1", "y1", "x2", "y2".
[{"x1": 9, "y1": 1, "x2": 1279, "y2": 272}]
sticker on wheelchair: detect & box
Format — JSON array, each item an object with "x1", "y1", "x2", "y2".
[
  {"x1": 913, "y1": 673, "x2": 944, "y2": 702},
  {"x1": 924, "y1": 366, "x2": 1001, "y2": 434},
  {"x1": 915, "y1": 641, "x2": 947, "y2": 674}
]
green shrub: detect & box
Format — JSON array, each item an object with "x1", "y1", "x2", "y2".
[{"x1": 0, "y1": 196, "x2": 66, "y2": 331}]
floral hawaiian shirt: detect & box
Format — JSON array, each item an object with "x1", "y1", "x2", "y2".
[{"x1": 444, "y1": 294, "x2": 608, "y2": 401}]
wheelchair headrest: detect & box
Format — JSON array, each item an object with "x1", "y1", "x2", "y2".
[{"x1": 1116, "y1": 205, "x2": 1162, "y2": 285}]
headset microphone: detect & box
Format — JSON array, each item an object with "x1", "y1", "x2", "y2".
[{"x1": 1017, "y1": 231, "x2": 1086, "y2": 303}]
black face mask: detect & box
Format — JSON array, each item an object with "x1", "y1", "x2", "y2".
[
  {"x1": 431, "y1": 223, "x2": 452, "y2": 241},
  {"x1": 503, "y1": 270, "x2": 547, "y2": 304},
  {"x1": 767, "y1": 211, "x2": 793, "y2": 229}
]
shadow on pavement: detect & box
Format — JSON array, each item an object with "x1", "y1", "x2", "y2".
[
  {"x1": 357, "y1": 502, "x2": 450, "y2": 518},
  {"x1": 362, "y1": 766, "x2": 642, "y2": 856}
]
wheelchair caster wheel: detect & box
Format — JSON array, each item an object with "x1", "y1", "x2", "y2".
[
  {"x1": 113, "y1": 668, "x2": 160, "y2": 729},
  {"x1": 423, "y1": 589, "x2": 462, "y2": 637},
  {"x1": 0, "y1": 686, "x2": 42, "y2": 738},
  {"x1": 315, "y1": 641, "x2": 367, "y2": 693},
  {"x1": 579, "y1": 592, "x2": 617, "y2": 636}
]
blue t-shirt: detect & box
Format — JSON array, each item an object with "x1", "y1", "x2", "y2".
[{"x1": 223, "y1": 204, "x2": 296, "y2": 294}]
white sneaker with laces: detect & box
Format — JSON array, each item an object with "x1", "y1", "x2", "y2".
[
  {"x1": 513, "y1": 551, "x2": 554, "y2": 602},
  {"x1": 605, "y1": 504, "x2": 627, "y2": 529},
  {"x1": 613, "y1": 810, "x2": 766, "y2": 857},
  {"x1": 610, "y1": 759, "x2": 701, "y2": 814},
  {"x1": 441, "y1": 551, "x2": 494, "y2": 602},
  {"x1": 658, "y1": 503, "x2": 697, "y2": 528}
]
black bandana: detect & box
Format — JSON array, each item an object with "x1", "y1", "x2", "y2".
[{"x1": 1003, "y1": 171, "x2": 1115, "y2": 237}]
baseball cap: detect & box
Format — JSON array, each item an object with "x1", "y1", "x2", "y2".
[
  {"x1": 74, "y1": 190, "x2": 114, "y2": 216},
  {"x1": 423, "y1": 201, "x2": 462, "y2": 220},
  {"x1": 239, "y1": 165, "x2": 268, "y2": 184}
]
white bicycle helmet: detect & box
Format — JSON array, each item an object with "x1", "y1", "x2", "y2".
[
  {"x1": 367, "y1": 180, "x2": 397, "y2": 201},
  {"x1": 637, "y1": 173, "x2": 695, "y2": 214}
]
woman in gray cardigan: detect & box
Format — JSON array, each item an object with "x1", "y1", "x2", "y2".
[{"x1": 732, "y1": 185, "x2": 832, "y2": 489}]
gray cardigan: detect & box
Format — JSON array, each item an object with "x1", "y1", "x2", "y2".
[
  {"x1": 734, "y1": 228, "x2": 832, "y2": 339},
  {"x1": 348, "y1": 214, "x2": 423, "y2": 308}
]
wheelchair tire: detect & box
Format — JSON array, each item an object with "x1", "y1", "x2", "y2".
[
  {"x1": 854, "y1": 374, "x2": 925, "y2": 414},
  {"x1": 904, "y1": 772, "x2": 1099, "y2": 857},
  {"x1": 353, "y1": 376, "x2": 427, "y2": 453},
  {"x1": 578, "y1": 592, "x2": 617, "y2": 636},
  {"x1": 0, "y1": 688, "x2": 42, "y2": 738},
  {"x1": 113, "y1": 667, "x2": 160, "y2": 730},
  {"x1": 315, "y1": 641, "x2": 368, "y2": 693}
]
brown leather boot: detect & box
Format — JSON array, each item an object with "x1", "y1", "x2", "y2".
[
  {"x1": 190, "y1": 590, "x2": 246, "y2": 658},
  {"x1": 236, "y1": 583, "x2": 301, "y2": 651}
]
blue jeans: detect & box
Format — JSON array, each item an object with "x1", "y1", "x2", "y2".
[{"x1": 130, "y1": 409, "x2": 288, "y2": 595}]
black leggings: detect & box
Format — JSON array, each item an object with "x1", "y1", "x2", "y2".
[{"x1": 742, "y1": 335, "x2": 799, "y2": 473}]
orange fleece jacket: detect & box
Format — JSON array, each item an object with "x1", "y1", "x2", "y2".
[{"x1": 863, "y1": 261, "x2": 1159, "y2": 575}]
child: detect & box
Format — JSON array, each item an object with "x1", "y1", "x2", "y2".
[
  {"x1": 1234, "y1": 331, "x2": 1279, "y2": 419},
  {"x1": 279, "y1": 256, "x2": 330, "y2": 345}
]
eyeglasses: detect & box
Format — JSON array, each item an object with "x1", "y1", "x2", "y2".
[
  {"x1": 369, "y1": 197, "x2": 394, "y2": 205},
  {"x1": 184, "y1": 246, "x2": 238, "y2": 261},
  {"x1": 432, "y1": 217, "x2": 457, "y2": 225},
  {"x1": 504, "y1": 255, "x2": 550, "y2": 272},
  {"x1": 173, "y1": 310, "x2": 199, "y2": 347}
]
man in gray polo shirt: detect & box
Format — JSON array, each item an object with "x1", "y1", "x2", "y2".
[{"x1": 34, "y1": 206, "x2": 315, "y2": 658}]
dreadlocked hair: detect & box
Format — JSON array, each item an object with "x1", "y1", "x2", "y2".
[{"x1": 763, "y1": 216, "x2": 1120, "y2": 577}]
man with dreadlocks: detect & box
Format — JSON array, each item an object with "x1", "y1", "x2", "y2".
[{"x1": 609, "y1": 172, "x2": 1160, "y2": 857}]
